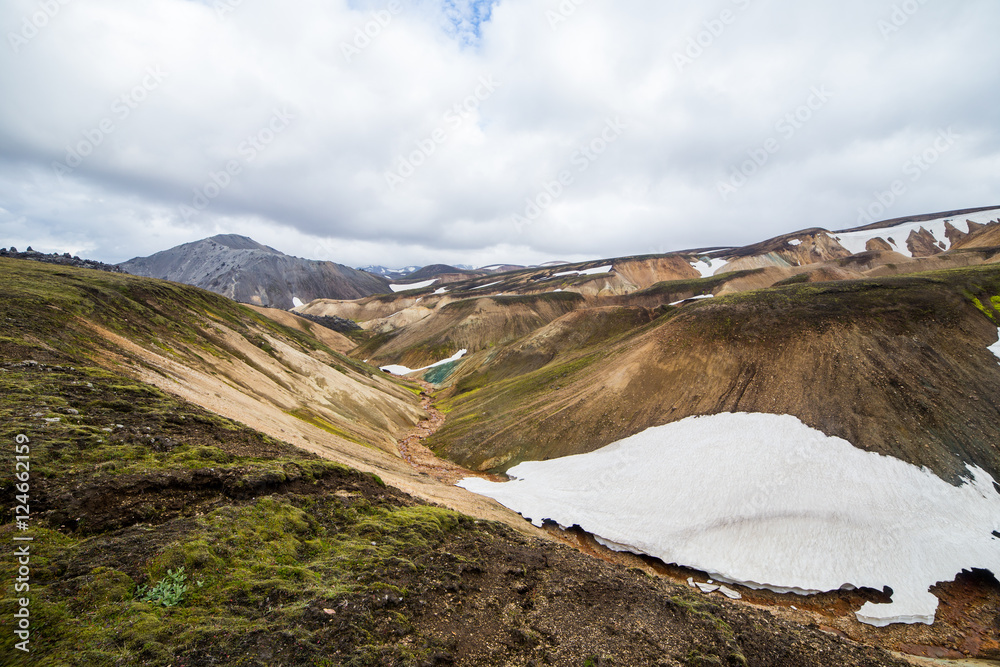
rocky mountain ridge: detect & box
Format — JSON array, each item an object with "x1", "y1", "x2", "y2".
[{"x1": 118, "y1": 234, "x2": 389, "y2": 310}]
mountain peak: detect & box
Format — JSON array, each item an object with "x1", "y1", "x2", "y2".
[{"x1": 205, "y1": 234, "x2": 279, "y2": 253}]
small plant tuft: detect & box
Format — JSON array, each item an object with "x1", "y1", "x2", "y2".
[{"x1": 135, "y1": 567, "x2": 199, "y2": 607}]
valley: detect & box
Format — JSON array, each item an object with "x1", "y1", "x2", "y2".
[{"x1": 2, "y1": 205, "x2": 1000, "y2": 665}]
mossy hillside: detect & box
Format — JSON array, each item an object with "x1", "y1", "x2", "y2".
[
  {"x1": 0, "y1": 257, "x2": 385, "y2": 384},
  {"x1": 0, "y1": 363, "x2": 355, "y2": 527},
  {"x1": 621, "y1": 269, "x2": 766, "y2": 303},
  {"x1": 0, "y1": 360, "x2": 470, "y2": 665},
  {"x1": 0, "y1": 495, "x2": 471, "y2": 666},
  {"x1": 677, "y1": 263, "x2": 1000, "y2": 344}
]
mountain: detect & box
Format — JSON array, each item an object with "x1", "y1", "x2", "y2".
[
  {"x1": 5, "y1": 204, "x2": 1000, "y2": 662},
  {"x1": 358, "y1": 264, "x2": 422, "y2": 279},
  {"x1": 0, "y1": 255, "x2": 911, "y2": 667},
  {"x1": 294, "y1": 205, "x2": 1000, "y2": 646},
  {"x1": 119, "y1": 234, "x2": 389, "y2": 309},
  {"x1": 404, "y1": 264, "x2": 485, "y2": 281}
]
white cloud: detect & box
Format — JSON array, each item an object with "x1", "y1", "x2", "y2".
[{"x1": 1, "y1": 0, "x2": 999, "y2": 266}]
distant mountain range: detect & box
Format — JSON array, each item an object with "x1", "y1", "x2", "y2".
[
  {"x1": 359, "y1": 265, "x2": 423, "y2": 279},
  {"x1": 118, "y1": 234, "x2": 388, "y2": 310},
  {"x1": 360, "y1": 264, "x2": 478, "y2": 279}
]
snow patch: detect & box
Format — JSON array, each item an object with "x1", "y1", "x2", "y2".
[
  {"x1": 691, "y1": 258, "x2": 729, "y2": 278},
  {"x1": 473, "y1": 281, "x2": 502, "y2": 290},
  {"x1": 787, "y1": 239, "x2": 802, "y2": 247},
  {"x1": 718, "y1": 585, "x2": 742, "y2": 600},
  {"x1": 292, "y1": 297, "x2": 304, "y2": 308},
  {"x1": 434, "y1": 287, "x2": 449, "y2": 295},
  {"x1": 380, "y1": 349, "x2": 468, "y2": 376},
  {"x1": 669, "y1": 294, "x2": 714, "y2": 306},
  {"x1": 989, "y1": 329, "x2": 1000, "y2": 364},
  {"x1": 551, "y1": 265, "x2": 614, "y2": 278},
  {"x1": 458, "y1": 413, "x2": 1000, "y2": 628},
  {"x1": 389, "y1": 279, "x2": 437, "y2": 293}
]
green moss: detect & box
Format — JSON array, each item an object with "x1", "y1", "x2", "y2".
[{"x1": 286, "y1": 408, "x2": 369, "y2": 447}]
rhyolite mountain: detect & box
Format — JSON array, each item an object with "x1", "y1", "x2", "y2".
[{"x1": 118, "y1": 234, "x2": 389, "y2": 309}]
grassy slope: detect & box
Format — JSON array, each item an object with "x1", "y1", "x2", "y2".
[
  {"x1": 0, "y1": 260, "x2": 911, "y2": 666},
  {"x1": 0, "y1": 257, "x2": 422, "y2": 450},
  {"x1": 428, "y1": 265, "x2": 1000, "y2": 481}
]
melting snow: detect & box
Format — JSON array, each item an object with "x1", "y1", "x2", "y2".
[
  {"x1": 389, "y1": 279, "x2": 438, "y2": 293},
  {"x1": 831, "y1": 208, "x2": 1000, "y2": 257},
  {"x1": 787, "y1": 239, "x2": 802, "y2": 247},
  {"x1": 458, "y1": 413, "x2": 1000, "y2": 627},
  {"x1": 380, "y1": 349, "x2": 468, "y2": 376},
  {"x1": 990, "y1": 329, "x2": 1000, "y2": 364},
  {"x1": 691, "y1": 258, "x2": 729, "y2": 278},
  {"x1": 474, "y1": 281, "x2": 502, "y2": 290},
  {"x1": 718, "y1": 585, "x2": 742, "y2": 600},
  {"x1": 551, "y1": 265, "x2": 614, "y2": 278},
  {"x1": 669, "y1": 294, "x2": 714, "y2": 306},
  {"x1": 292, "y1": 297, "x2": 304, "y2": 308},
  {"x1": 434, "y1": 287, "x2": 449, "y2": 295}
]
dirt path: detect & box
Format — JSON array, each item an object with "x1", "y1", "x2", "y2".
[{"x1": 395, "y1": 380, "x2": 501, "y2": 485}]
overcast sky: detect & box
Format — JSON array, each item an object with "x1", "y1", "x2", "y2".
[{"x1": 1, "y1": 0, "x2": 998, "y2": 268}]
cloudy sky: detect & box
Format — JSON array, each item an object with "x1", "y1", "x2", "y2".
[{"x1": 1, "y1": 0, "x2": 998, "y2": 268}]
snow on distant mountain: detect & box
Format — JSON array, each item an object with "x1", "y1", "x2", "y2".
[
  {"x1": 478, "y1": 264, "x2": 526, "y2": 274},
  {"x1": 359, "y1": 265, "x2": 422, "y2": 279},
  {"x1": 831, "y1": 208, "x2": 1000, "y2": 257}
]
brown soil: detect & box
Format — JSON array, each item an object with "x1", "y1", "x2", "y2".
[{"x1": 395, "y1": 381, "x2": 502, "y2": 485}]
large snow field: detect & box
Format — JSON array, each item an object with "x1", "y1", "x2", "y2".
[
  {"x1": 380, "y1": 349, "x2": 468, "y2": 376},
  {"x1": 458, "y1": 413, "x2": 1000, "y2": 627},
  {"x1": 831, "y1": 208, "x2": 1000, "y2": 257}
]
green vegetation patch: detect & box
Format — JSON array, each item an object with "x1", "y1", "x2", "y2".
[{"x1": 0, "y1": 357, "x2": 469, "y2": 666}]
